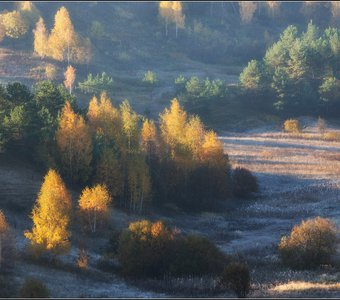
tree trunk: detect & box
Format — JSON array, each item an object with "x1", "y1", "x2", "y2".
[
  {"x1": 165, "y1": 20, "x2": 168, "y2": 37},
  {"x1": 175, "y1": 23, "x2": 178, "y2": 38}
]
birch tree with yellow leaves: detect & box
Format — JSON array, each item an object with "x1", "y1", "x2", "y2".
[
  {"x1": 64, "y1": 65, "x2": 76, "y2": 95},
  {"x1": 33, "y1": 17, "x2": 48, "y2": 58},
  {"x1": 48, "y1": 6, "x2": 77, "y2": 64},
  {"x1": 78, "y1": 184, "x2": 111, "y2": 233},
  {"x1": 87, "y1": 92, "x2": 122, "y2": 146},
  {"x1": 159, "y1": 1, "x2": 185, "y2": 38},
  {"x1": 56, "y1": 102, "x2": 92, "y2": 183},
  {"x1": 159, "y1": 98, "x2": 187, "y2": 159},
  {"x1": 24, "y1": 169, "x2": 72, "y2": 257}
]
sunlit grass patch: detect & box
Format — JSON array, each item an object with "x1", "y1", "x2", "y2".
[{"x1": 270, "y1": 281, "x2": 340, "y2": 293}]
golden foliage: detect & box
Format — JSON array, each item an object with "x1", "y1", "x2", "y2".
[
  {"x1": 78, "y1": 184, "x2": 111, "y2": 233},
  {"x1": 24, "y1": 169, "x2": 72, "y2": 256},
  {"x1": 64, "y1": 65, "x2": 76, "y2": 94},
  {"x1": 283, "y1": 119, "x2": 301, "y2": 133},
  {"x1": 33, "y1": 17, "x2": 48, "y2": 58},
  {"x1": 120, "y1": 100, "x2": 139, "y2": 151},
  {"x1": 56, "y1": 102, "x2": 92, "y2": 183},
  {"x1": 278, "y1": 217, "x2": 337, "y2": 269},
  {"x1": 159, "y1": 98, "x2": 187, "y2": 158},
  {"x1": 76, "y1": 248, "x2": 89, "y2": 270},
  {"x1": 45, "y1": 64, "x2": 57, "y2": 80},
  {"x1": 184, "y1": 115, "x2": 205, "y2": 160},
  {"x1": 200, "y1": 131, "x2": 225, "y2": 164},
  {"x1": 159, "y1": 1, "x2": 185, "y2": 36},
  {"x1": 141, "y1": 119, "x2": 158, "y2": 155},
  {"x1": 0, "y1": 211, "x2": 9, "y2": 234},
  {"x1": 48, "y1": 6, "x2": 77, "y2": 62},
  {"x1": 1, "y1": 11, "x2": 29, "y2": 39},
  {"x1": 87, "y1": 92, "x2": 122, "y2": 145}
]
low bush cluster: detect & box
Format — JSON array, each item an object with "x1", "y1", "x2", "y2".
[
  {"x1": 20, "y1": 277, "x2": 49, "y2": 298},
  {"x1": 283, "y1": 119, "x2": 301, "y2": 133},
  {"x1": 117, "y1": 220, "x2": 228, "y2": 278},
  {"x1": 278, "y1": 217, "x2": 337, "y2": 270},
  {"x1": 219, "y1": 261, "x2": 250, "y2": 298}
]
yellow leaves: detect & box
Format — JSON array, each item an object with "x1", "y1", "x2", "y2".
[
  {"x1": 24, "y1": 169, "x2": 72, "y2": 256},
  {"x1": 64, "y1": 65, "x2": 76, "y2": 94},
  {"x1": 159, "y1": 98, "x2": 187, "y2": 156},
  {"x1": 87, "y1": 92, "x2": 121, "y2": 144},
  {"x1": 120, "y1": 100, "x2": 139, "y2": 151},
  {"x1": 56, "y1": 102, "x2": 92, "y2": 183},
  {"x1": 33, "y1": 17, "x2": 48, "y2": 57},
  {"x1": 0, "y1": 210, "x2": 9, "y2": 234},
  {"x1": 200, "y1": 130, "x2": 225, "y2": 164},
  {"x1": 159, "y1": 1, "x2": 185, "y2": 29},
  {"x1": 78, "y1": 184, "x2": 111, "y2": 233},
  {"x1": 1, "y1": 10, "x2": 29, "y2": 39},
  {"x1": 141, "y1": 119, "x2": 158, "y2": 154},
  {"x1": 79, "y1": 184, "x2": 111, "y2": 213},
  {"x1": 184, "y1": 115, "x2": 205, "y2": 159}
]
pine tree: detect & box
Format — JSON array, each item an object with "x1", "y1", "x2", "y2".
[
  {"x1": 24, "y1": 169, "x2": 72, "y2": 257},
  {"x1": 56, "y1": 102, "x2": 92, "y2": 183},
  {"x1": 78, "y1": 184, "x2": 111, "y2": 233},
  {"x1": 33, "y1": 17, "x2": 48, "y2": 58}
]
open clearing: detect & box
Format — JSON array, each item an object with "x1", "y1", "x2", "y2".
[{"x1": 2, "y1": 118, "x2": 340, "y2": 297}]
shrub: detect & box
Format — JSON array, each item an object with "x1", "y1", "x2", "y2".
[
  {"x1": 45, "y1": 65, "x2": 57, "y2": 80},
  {"x1": 117, "y1": 220, "x2": 228, "y2": 278},
  {"x1": 20, "y1": 277, "x2": 49, "y2": 298},
  {"x1": 169, "y1": 234, "x2": 227, "y2": 276},
  {"x1": 323, "y1": 131, "x2": 340, "y2": 141},
  {"x1": 76, "y1": 249, "x2": 89, "y2": 270},
  {"x1": 232, "y1": 167, "x2": 258, "y2": 197},
  {"x1": 283, "y1": 119, "x2": 301, "y2": 133},
  {"x1": 278, "y1": 217, "x2": 337, "y2": 270},
  {"x1": 219, "y1": 262, "x2": 250, "y2": 298}
]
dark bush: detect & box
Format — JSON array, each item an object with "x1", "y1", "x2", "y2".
[
  {"x1": 220, "y1": 261, "x2": 250, "y2": 298},
  {"x1": 278, "y1": 217, "x2": 337, "y2": 270},
  {"x1": 232, "y1": 167, "x2": 258, "y2": 197},
  {"x1": 169, "y1": 234, "x2": 228, "y2": 276},
  {"x1": 20, "y1": 277, "x2": 49, "y2": 298},
  {"x1": 117, "y1": 220, "x2": 228, "y2": 278}
]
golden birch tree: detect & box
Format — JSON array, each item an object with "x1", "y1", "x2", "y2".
[
  {"x1": 78, "y1": 184, "x2": 111, "y2": 233},
  {"x1": 33, "y1": 17, "x2": 48, "y2": 58},
  {"x1": 64, "y1": 65, "x2": 76, "y2": 95},
  {"x1": 24, "y1": 169, "x2": 72, "y2": 257}
]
